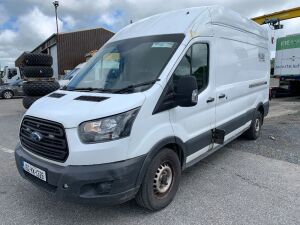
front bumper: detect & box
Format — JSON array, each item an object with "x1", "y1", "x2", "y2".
[{"x1": 15, "y1": 144, "x2": 146, "y2": 205}]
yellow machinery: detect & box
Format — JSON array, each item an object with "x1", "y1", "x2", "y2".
[
  {"x1": 252, "y1": 6, "x2": 300, "y2": 96},
  {"x1": 252, "y1": 6, "x2": 300, "y2": 29}
]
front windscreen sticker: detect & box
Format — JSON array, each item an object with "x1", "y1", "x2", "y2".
[{"x1": 152, "y1": 42, "x2": 174, "y2": 48}]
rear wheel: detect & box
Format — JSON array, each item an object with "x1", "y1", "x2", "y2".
[
  {"x1": 135, "y1": 148, "x2": 181, "y2": 211},
  {"x1": 2, "y1": 90, "x2": 14, "y2": 99},
  {"x1": 244, "y1": 111, "x2": 263, "y2": 140}
]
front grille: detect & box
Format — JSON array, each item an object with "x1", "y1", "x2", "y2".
[{"x1": 20, "y1": 116, "x2": 69, "y2": 162}]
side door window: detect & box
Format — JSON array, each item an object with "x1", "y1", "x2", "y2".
[
  {"x1": 173, "y1": 43, "x2": 209, "y2": 92},
  {"x1": 8, "y1": 68, "x2": 18, "y2": 79}
]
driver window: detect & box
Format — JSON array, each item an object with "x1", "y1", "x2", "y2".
[{"x1": 173, "y1": 43, "x2": 209, "y2": 92}]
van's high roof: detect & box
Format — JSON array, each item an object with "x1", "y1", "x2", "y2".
[{"x1": 110, "y1": 5, "x2": 268, "y2": 43}]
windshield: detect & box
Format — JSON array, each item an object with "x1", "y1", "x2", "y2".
[
  {"x1": 67, "y1": 34, "x2": 184, "y2": 93},
  {"x1": 64, "y1": 68, "x2": 80, "y2": 80}
]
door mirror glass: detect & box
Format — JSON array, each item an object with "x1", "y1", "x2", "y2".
[{"x1": 175, "y1": 75, "x2": 198, "y2": 107}]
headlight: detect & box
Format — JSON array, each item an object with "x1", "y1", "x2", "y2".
[{"x1": 79, "y1": 108, "x2": 140, "y2": 143}]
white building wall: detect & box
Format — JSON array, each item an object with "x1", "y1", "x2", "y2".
[{"x1": 50, "y1": 45, "x2": 59, "y2": 79}]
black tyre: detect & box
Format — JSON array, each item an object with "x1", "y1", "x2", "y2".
[
  {"x1": 22, "y1": 96, "x2": 40, "y2": 109},
  {"x1": 23, "y1": 81, "x2": 59, "y2": 96},
  {"x1": 2, "y1": 90, "x2": 14, "y2": 99},
  {"x1": 244, "y1": 111, "x2": 263, "y2": 140},
  {"x1": 21, "y1": 53, "x2": 53, "y2": 66},
  {"x1": 271, "y1": 90, "x2": 276, "y2": 99},
  {"x1": 135, "y1": 148, "x2": 181, "y2": 211},
  {"x1": 21, "y1": 66, "x2": 53, "y2": 78}
]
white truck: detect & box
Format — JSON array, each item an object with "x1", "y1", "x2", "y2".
[
  {"x1": 274, "y1": 34, "x2": 300, "y2": 97},
  {"x1": 1, "y1": 66, "x2": 21, "y2": 84},
  {"x1": 15, "y1": 6, "x2": 269, "y2": 210},
  {"x1": 275, "y1": 34, "x2": 300, "y2": 77}
]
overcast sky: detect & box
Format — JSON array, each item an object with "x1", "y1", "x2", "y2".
[{"x1": 0, "y1": 0, "x2": 300, "y2": 68}]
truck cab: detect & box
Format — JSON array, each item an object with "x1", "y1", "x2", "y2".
[{"x1": 2, "y1": 66, "x2": 21, "y2": 84}]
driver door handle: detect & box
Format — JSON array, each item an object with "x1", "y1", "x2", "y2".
[{"x1": 206, "y1": 97, "x2": 215, "y2": 103}]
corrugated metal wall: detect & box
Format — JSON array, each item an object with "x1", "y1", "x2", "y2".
[
  {"x1": 57, "y1": 28, "x2": 114, "y2": 75},
  {"x1": 15, "y1": 52, "x2": 25, "y2": 68}
]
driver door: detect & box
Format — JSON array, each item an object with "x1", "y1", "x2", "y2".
[{"x1": 169, "y1": 39, "x2": 216, "y2": 164}]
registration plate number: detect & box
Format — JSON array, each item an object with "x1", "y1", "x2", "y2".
[{"x1": 23, "y1": 161, "x2": 46, "y2": 182}]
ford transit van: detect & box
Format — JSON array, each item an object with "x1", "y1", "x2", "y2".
[{"x1": 15, "y1": 6, "x2": 270, "y2": 210}]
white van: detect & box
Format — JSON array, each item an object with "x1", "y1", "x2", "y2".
[{"x1": 15, "y1": 6, "x2": 270, "y2": 210}]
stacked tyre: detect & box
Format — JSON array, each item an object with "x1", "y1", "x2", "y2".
[{"x1": 21, "y1": 53, "x2": 59, "y2": 109}]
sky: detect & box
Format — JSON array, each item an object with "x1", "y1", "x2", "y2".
[{"x1": 0, "y1": 0, "x2": 300, "y2": 69}]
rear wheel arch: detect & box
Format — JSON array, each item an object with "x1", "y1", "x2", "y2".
[{"x1": 257, "y1": 104, "x2": 264, "y2": 116}]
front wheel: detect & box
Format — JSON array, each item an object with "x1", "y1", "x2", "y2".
[{"x1": 135, "y1": 148, "x2": 181, "y2": 211}]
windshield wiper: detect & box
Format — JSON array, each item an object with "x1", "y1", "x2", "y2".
[
  {"x1": 67, "y1": 87, "x2": 115, "y2": 93},
  {"x1": 114, "y1": 79, "x2": 160, "y2": 93}
]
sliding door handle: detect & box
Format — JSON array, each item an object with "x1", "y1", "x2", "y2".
[
  {"x1": 219, "y1": 93, "x2": 226, "y2": 99},
  {"x1": 206, "y1": 97, "x2": 215, "y2": 103}
]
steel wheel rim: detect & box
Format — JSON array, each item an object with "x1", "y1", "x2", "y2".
[
  {"x1": 4, "y1": 91, "x2": 12, "y2": 99},
  {"x1": 254, "y1": 118, "x2": 260, "y2": 132},
  {"x1": 153, "y1": 162, "x2": 173, "y2": 196}
]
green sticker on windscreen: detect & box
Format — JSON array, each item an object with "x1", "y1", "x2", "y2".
[{"x1": 152, "y1": 42, "x2": 174, "y2": 48}]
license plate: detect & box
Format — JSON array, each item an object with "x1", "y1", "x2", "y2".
[{"x1": 23, "y1": 161, "x2": 47, "y2": 182}]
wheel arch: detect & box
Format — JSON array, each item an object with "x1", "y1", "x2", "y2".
[{"x1": 135, "y1": 137, "x2": 187, "y2": 187}]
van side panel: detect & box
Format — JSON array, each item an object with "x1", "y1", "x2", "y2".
[
  {"x1": 208, "y1": 6, "x2": 268, "y2": 39},
  {"x1": 214, "y1": 32, "x2": 269, "y2": 137}
]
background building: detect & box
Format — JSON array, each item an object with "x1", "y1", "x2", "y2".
[{"x1": 15, "y1": 27, "x2": 114, "y2": 78}]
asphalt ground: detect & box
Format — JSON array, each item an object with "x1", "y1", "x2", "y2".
[{"x1": 0, "y1": 97, "x2": 299, "y2": 225}]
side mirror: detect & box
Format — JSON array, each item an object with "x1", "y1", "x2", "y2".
[{"x1": 175, "y1": 76, "x2": 198, "y2": 107}]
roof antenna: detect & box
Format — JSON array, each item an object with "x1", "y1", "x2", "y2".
[{"x1": 186, "y1": 11, "x2": 190, "y2": 15}]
